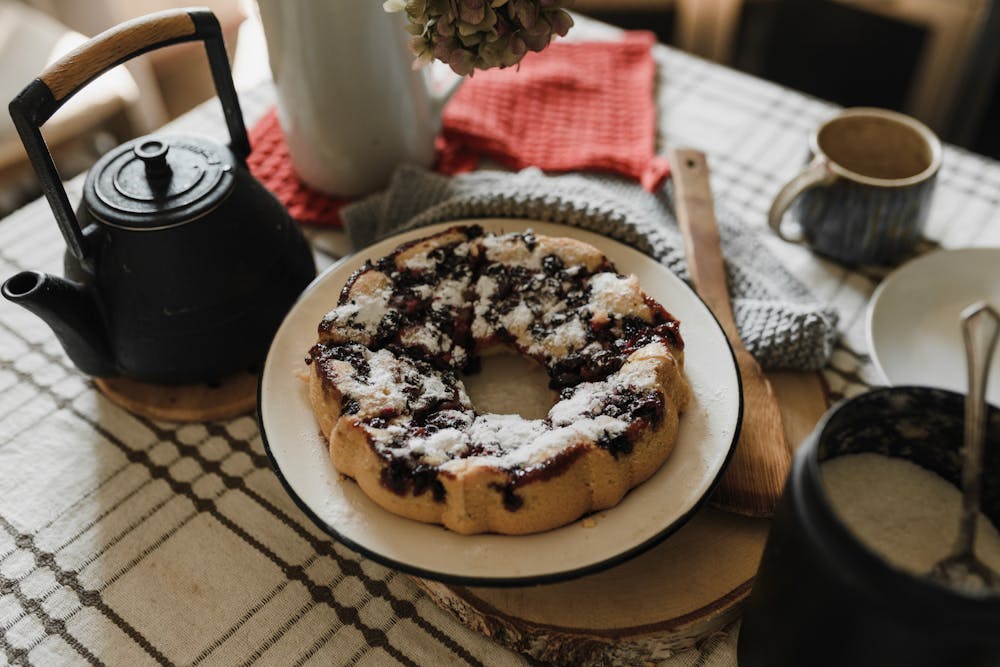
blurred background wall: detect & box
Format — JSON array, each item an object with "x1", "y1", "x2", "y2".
[{"x1": 577, "y1": 0, "x2": 1000, "y2": 159}]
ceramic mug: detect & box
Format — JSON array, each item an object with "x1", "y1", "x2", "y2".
[
  {"x1": 257, "y1": 0, "x2": 461, "y2": 198},
  {"x1": 738, "y1": 387, "x2": 1000, "y2": 667},
  {"x1": 768, "y1": 107, "x2": 942, "y2": 265}
]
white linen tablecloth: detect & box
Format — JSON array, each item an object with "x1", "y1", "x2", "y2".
[{"x1": 1, "y1": 16, "x2": 998, "y2": 666}]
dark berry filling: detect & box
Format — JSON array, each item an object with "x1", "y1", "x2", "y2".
[
  {"x1": 382, "y1": 457, "x2": 446, "y2": 502},
  {"x1": 490, "y1": 482, "x2": 524, "y2": 511}
]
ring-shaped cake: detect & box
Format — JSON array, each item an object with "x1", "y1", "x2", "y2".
[{"x1": 307, "y1": 225, "x2": 690, "y2": 534}]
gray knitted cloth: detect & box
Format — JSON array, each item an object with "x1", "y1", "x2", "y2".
[{"x1": 342, "y1": 165, "x2": 838, "y2": 371}]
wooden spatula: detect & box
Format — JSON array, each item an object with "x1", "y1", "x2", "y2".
[{"x1": 669, "y1": 147, "x2": 792, "y2": 517}]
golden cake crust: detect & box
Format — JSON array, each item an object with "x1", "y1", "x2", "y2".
[{"x1": 307, "y1": 225, "x2": 690, "y2": 535}]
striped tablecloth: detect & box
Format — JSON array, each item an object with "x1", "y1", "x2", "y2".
[{"x1": 2, "y1": 17, "x2": 999, "y2": 667}]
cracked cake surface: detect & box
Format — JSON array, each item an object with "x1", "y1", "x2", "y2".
[{"x1": 306, "y1": 225, "x2": 690, "y2": 535}]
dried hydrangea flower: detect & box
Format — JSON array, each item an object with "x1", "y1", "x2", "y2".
[{"x1": 385, "y1": 0, "x2": 574, "y2": 74}]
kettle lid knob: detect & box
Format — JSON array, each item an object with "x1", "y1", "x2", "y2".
[{"x1": 134, "y1": 140, "x2": 172, "y2": 179}]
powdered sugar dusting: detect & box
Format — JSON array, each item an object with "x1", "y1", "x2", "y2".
[
  {"x1": 328, "y1": 348, "x2": 409, "y2": 418},
  {"x1": 614, "y1": 345, "x2": 665, "y2": 391},
  {"x1": 502, "y1": 303, "x2": 536, "y2": 338},
  {"x1": 469, "y1": 413, "x2": 550, "y2": 449},
  {"x1": 588, "y1": 272, "x2": 647, "y2": 319},
  {"x1": 407, "y1": 428, "x2": 469, "y2": 466},
  {"x1": 541, "y1": 318, "x2": 589, "y2": 357},
  {"x1": 434, "y1": 279, "x2": 468, "y2": 308},
  {"x1": 400, "y1": 324, "x2": 444, "y2": 354},
  {"x1": 476, "y1": 274, "x2": 497, "y2": 300},
  {"x1": 412, "y1": 284, "x2": 434, "y2": 299},
  {"x1": 403, "y1": 252, "x2": 437, "y2": 271},
  {"x1": 321, "y1": 287, "x2": 391, "y2": 342},
  {"x1": 482, "y1": 233, "x2": 543, "y2": 269}
]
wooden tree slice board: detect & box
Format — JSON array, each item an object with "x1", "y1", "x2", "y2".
[
  {"x1": 415, "y1": 370, "x2": 829, "y2": 665},
  {"x1": 94, "y1": 371, "x2": 258, "y2": 422}
]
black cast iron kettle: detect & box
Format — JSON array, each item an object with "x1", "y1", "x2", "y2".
[{"x1": 2, "y1": 8, "x2": 316, "y2": 383}]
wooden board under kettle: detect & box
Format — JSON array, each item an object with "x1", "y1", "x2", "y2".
[
  {"x1": 94, "y1": 372, "x2": 258, "y2": 422},
  {"x1": 414, "y1": 370, "x2": 829, "y2": 665}
]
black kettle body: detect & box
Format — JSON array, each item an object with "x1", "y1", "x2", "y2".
[{"x1": 2, "y1": 8, "x2": 315, "y2": 383}]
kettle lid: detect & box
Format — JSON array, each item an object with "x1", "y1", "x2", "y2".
[{"x1": 84, "y1": 133, "x2": 237, "y2": 230}]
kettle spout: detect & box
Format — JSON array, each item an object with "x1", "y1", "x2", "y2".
[{"x1": 2, "y1": 271, "x2": 117, "y2": 377}]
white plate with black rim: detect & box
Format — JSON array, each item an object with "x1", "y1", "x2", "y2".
[
  {"x1": 258, "y1": 219, "x2": 742, "y2": 586},
  {"x1": 867, "y1": 246, "x2": 1000, "y2": 407}
]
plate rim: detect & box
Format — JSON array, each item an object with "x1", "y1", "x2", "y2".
[
  {"x1": 866, "y1": 246, "x2": 1000, "y2": 390},
  {"x1": 257, "y1": 219, "x2": 743, "y2": 587}
]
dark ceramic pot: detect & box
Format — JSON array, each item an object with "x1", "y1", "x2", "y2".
[{"x1": 738, "y1": 386, "x2": 1000, "y2": 667}]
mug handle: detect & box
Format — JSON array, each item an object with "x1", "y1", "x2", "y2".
[{"x1": 767, "y1": 158, "x2": 837, "y2": 243}]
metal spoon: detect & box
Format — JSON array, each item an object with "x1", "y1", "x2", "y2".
[{"x1": 927, "y1": 301, "x2": 1000, "y2": 595}]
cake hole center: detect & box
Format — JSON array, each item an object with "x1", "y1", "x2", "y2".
[{"x1": 463, "y1": 350, "x2": 557, "y2": 420}]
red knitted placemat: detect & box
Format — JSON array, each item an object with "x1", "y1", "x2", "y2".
[
  {"x1": 438, "y1": 31, "x2": 670, "y2": 189},
  {"x1": 248, "y1": 31, "x2": 667, "y2": 227}
]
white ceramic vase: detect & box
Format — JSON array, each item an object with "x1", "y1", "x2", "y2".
[{"x1": 257, "y1": 0, "x2": 460, "y2": 198}]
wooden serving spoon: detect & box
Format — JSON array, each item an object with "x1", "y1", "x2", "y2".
[{"x1": 669, "y1": 147, "x2": 792, "y2": 517}]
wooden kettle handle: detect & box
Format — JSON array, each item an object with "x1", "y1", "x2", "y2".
[
  {"x1": 12, "y1": 7, "x2": 243, "y2": 133},
  {"x1": 7, "y1": 7, "x2": 249, "y2": 266},
  {"x1": 39, "y1": 10, "x2": 197, "y2": 102}
]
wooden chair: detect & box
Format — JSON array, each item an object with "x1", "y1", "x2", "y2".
[{"x1": 673, "y1": 0, "x2": 991, "y2": 132}]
